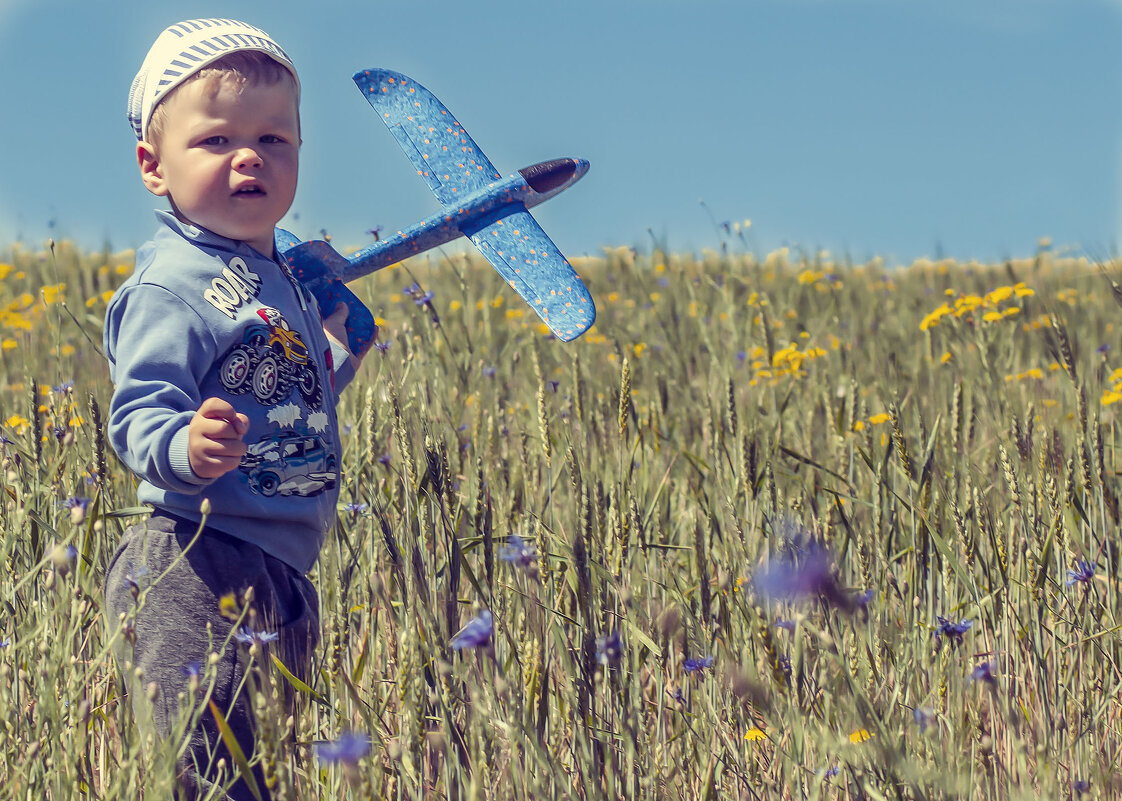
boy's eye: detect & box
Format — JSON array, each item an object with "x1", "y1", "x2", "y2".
[
  {"x1": 260, "y1": 134, "x2": 286, "y2": 144},
  {"x1": 200, "y1": 135, "x2": 227, "y2": 146}
]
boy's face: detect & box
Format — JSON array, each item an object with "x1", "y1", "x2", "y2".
[{"x1": 137, "y1": 75, "x2": 300, "y2": 257}]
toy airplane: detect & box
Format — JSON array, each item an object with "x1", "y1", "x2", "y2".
[{"x1": 275, "y1": 68, "x2": 596, "y2": 353}]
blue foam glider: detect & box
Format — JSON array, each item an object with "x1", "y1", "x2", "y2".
[{"x1": 276, "y1": 68, "x2": 596, "y2": 353}]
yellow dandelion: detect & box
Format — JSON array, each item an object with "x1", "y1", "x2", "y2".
[
  {"x1": 940, "y1": 351, "x2": 952, "y2": 364},
  {"x1": 491, "y1": 296, "x2": 504, "y2": 308},
  {"x1": 649, "y1": 292, "x2": 661, "y2": 302},
  {"x1": 849, "y1": 728, "x2": 873, "y2": 744},
  {"x1": 852, "y1": 420, "x2": 866, "y2": 432},
  {"x1": 61, "y1": 345, "x2": 75, "y2": 357},
  {"x1": 538, "y1": 323, "x2": 552, "y2": 336},
  {"x1": 744, "y1": 727, "x2": 767, "y2": 742},
  {"x1": 0, "y1": 263, "x2": 12, "y2": 279},
  {"x1": 41, "y1": 283, "x2": 66, "y2": 304},
  {"x1": 1, "y1": 339, "x2": 16, "y2": 351},
  {"x1": 450, "y1": 300, "x2": 462, "y2": 311},
  {"x1": 982, "y1": 311, "x2": 1003, "y2": 323},
  {"x1": 633, "y1": 343, "x2": 647, "y2": 358},
  {"x1": 1102, "y1": 390, "x2": 1122, "y2": 406},
  {"x1": 867, "y1": 412, "x2": 892, "y2": 426},
  {"x1": 5, "y1": 414, "x2": 30, "y2": 432}
]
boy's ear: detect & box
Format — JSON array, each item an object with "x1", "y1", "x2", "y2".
[{"x1": 137, "y1": 142, "x2": 169, "y2": 197}]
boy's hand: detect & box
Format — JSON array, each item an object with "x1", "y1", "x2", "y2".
[
  {"x1": 189, "y1": 397, "x2": 250, "y2": 479},
  {"x1": 323, "y1": 302, "x2": 372, "y2": 369}
]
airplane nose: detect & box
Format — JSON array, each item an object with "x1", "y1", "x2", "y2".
[{"x1": 519, "y1": 158, "x2": 588, "y2": 194}]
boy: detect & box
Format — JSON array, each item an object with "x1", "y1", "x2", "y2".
[{"x1": 103, "y1": 19, "x2": 365, "y2": 799}]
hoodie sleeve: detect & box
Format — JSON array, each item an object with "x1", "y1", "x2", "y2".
[
  {"x1": 328, "y1": 339, "x2": 358, "y2": 397},
  {"x1": 103, "y1": 283, "x2": 219, "y2": 494}
]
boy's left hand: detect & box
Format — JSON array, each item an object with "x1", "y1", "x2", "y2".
[{"x1": 323, "y1": 302, "x2": 371, "y2": 370}]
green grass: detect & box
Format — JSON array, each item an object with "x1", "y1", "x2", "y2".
[{"x1": 1, "y1": 236, "x2": 1120, "y2": 799}]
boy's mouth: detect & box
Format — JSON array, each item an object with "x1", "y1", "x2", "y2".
[{"x1": 233, "y1": 185, "x2": 265, "y2": 196}]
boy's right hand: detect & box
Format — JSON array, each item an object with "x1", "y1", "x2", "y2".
[{"x1": 189, "y1": 397, "x2": 250, "y2": 479}]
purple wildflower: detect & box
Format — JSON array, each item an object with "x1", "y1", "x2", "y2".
[
  {"x1": 1065, "y1": 560, "x2": 1096, "y2": 588},
  {"x1": 1073, "y1": 779, "x2": 1091, "y2": 796},
  {"x1": 546, "y1": 380, "x2": 560, "y2": 393},
  {"x1": 0, "y1": 638, "x2": 10, "y2": 648},
  {"x1": 970, "y1": 659, "x2": 997, "y2": 685},
  {"x1": 933, "y1": 616, "x2": 973, "y2": 650},
  {"x1": 53, "y1": 381, "x2": 74, "y2": 394},
  {"x1": 377, "y1": 452, "x2": 391, "y2": 466},
  {"x1": 683, "y1": 655, "x2": 714, "y2": 675},
  {"x1": 482, "y1": 366, "x2": 497, "y2": 378},
  {"x1": 181, "y1": 661, "x2": 203, "y2": 679},
  {"x1": 774, "y1": 619, "x2": 796, "y2": 632},
  {"x1": 451, "y1": 610, "x2": 493, "y2": 651},
  {"x1": 315, "y1": 732, "x2": 372, "y2": 765},
  {"x1": 913, "y1": 707, "x2": 936, "y2": 733},
  {"x1": 343, "y1": 502, "x2": 368, "y2": 517},
  {"x1": 753, "y1": 539, "x2": 858, "y2": 612},
  {"x1": 596, "y1": 630, "x2": 623, "y2": 667},
  {"x1": 413, "y1": 290, "x2": 435, "y2": 307},
  {"x1": 375, "y1": 339, "x2": 393, "y2": 354},
  {"x1": 498, "y1": 535, "x2": 536, "y2": 570},
  {"x1": 235, "y1": 627, "x2": 279, "y2": 647}
]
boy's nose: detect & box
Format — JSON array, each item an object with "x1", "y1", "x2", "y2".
[{"x1": 234, "y1": 148, "x2": 263, "y2": 170}]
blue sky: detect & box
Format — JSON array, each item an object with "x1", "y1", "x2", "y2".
[{"x1": 1, "y1": 0, "x2": 1120, "y2": 263}]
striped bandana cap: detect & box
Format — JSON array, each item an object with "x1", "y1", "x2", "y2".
[{"x1": 128, "y1": 18, "x2": 299, "y2": 140}]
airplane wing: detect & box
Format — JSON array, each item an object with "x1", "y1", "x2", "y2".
[
  {"x1": 464, "y1": 207, "x2": 595, "y2": 342},
  {"x1": 354, "y1": 69, "x2": 502, "y2": 206}
]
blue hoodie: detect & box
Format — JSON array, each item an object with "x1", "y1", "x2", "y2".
[{"x1": 104, "y1": 212, "x2": 357, "y2": 573}]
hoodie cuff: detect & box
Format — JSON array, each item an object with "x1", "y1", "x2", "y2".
[
  {"x1": 330, "y1": 339, "x2": 357, "y2": 394},
  {"x1": 168, "y1": 424, "x2": 208, "y2": 486}
]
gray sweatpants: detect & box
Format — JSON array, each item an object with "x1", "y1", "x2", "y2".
[{"x1": 103, "y1": 513, "x2": 319, "y2": 800}]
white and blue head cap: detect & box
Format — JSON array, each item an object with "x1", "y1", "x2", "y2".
[{"x1": 128, "y1": 18, "x2": 299, "y2": 141}]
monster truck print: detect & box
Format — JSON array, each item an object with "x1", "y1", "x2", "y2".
[
  {"x1": 218, "y1": 307, "x2": 322, "y2": 408},
  {"x1": 238, "y1": 432, "x2": 337, "y2": 497}
]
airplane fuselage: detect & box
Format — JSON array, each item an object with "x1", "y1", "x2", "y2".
[{"x1": 334, "y1": 157, "x2": 589, "y2": 283}]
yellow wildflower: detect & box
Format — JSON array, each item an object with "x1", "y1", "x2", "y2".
[
  {"x1": 744, "y1": 728, "x2": 767, "y2": 742},
  {"x1": 849, "y1": 728, "x2": 873, "y2": 744},
  {"x1": 867, "y1": 413, "x2": 892, "y2": 426}
]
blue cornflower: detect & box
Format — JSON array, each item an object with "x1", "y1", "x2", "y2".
[
  {"x1": 753, "y1": 538, "x2": 857, "y2": 611},
  {"x1": 377, "y1": 452, "x2": 392, "y2": 466},
  {"x1": 596, "y1": 630, "x2": 624, "y2": 667},
  {"x1": 451, "y1": 610, "x2": 493, "y2": 651},
  {"x1": 235, "y1": 627, "x2": 279, "y2": 647},
  {"x1": 375, "y1": 339, "x2": 393, "y2": 354},
  {"x1": 774, "y1": 619, "x2": 796, "y2": 632},
  {"x1": 413, "y1": 290, "x2": 435, "y2": 307},
  {"x1": 343, "y1": 502, "x2": 368, "y2": 517},
  {"x1": 125, "y1": 564, "x2": 150, "y2": 596},
  {"x1": 315, "y1": 732, "x2": 372, "y2": 765},
  {"x1": 1065, "y1": 560, "x2": 1096, "y2": 588},
  {"x1": 1073, "y1": 779, "x2": 1091, "y2": 796},
  {"x1": 820, "y1": 765, "x2": 840, "y2": 778},
  {"x1": 933, "y1": 616, "x2": 973, "y2": 650},
  {"x1": 913, "y1": 707, "x2": 936, "y2": 733},
  {"x1": 53, "y1": 381, "x2": 74, "y2": 394},
  {"x1": 482, "y1": 366, "x2": 497, "y2": 378},
  {"x1": 181, "y1": 661, "x2": 203, "y2": 679},
  {"x1": 669, "y1": 687, "x2": 685, "y2": 704},
  {"x1": 1096, "y1": 343, "x2": 1110, "y2": 355},
  {"x1": 0, "y1": 638, "x2": 10, "y2": 648},
  {"x1": 546, "y1": 380, "x2": 560, "y2": 393},
  {"x1": 498, "y1": 535, "x2": 536, "y2": 570},
  {"x1": 970, "y1": 660, "x2": 997, "y2": 685},
  {"x1": 683, "y1": 655, "x2": 714, "y2": 675},
  {"x1": 403, "y1": 283, "x2": 421, "y2": 296}
]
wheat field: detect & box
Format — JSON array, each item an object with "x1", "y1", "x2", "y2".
[{"x1": 1, "y1": 235, "x2": 1120, "y2": 799}]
